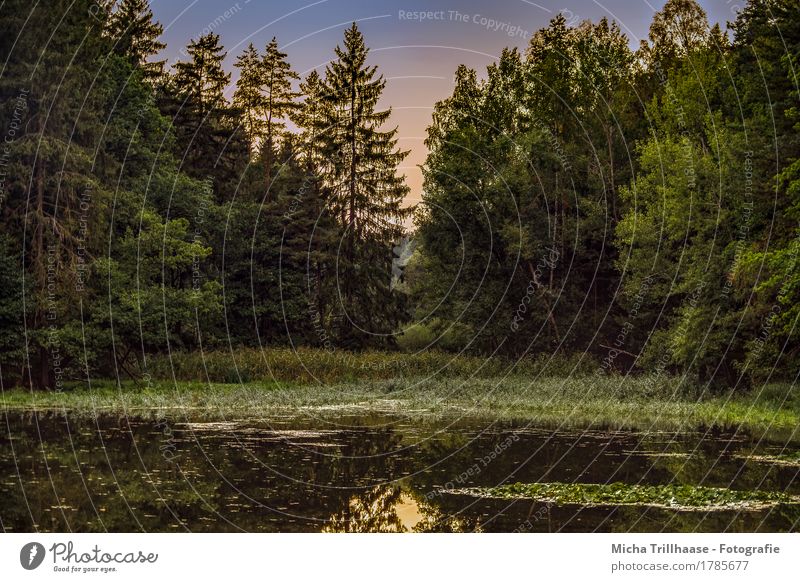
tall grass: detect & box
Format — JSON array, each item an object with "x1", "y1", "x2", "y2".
[
  {"x1": 3, "y1": 375, "x2": 797, "y2": 439},
  {"x1": 142, "y1": 347, "x2": 598, "y2": 384}
]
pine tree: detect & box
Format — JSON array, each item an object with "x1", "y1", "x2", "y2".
[
  {"x1": 165, "y1": 33, "x2": 245, "y2": 201},
  {"x1": 233, "y1": 43, "x2": 268, "y2": 155},
  {"x1": 172, "y1": 33, "x2": 230, "y2": 116},
  {"x1": 317, "y1": 23, "x2": 411, "y2": 346},
  {"x1": 292, "y1": 70, "x2": 326, "y2": 167},
  {"x1": 260, "y1": 37, "x2": 299, "y2": 192},
  {"x1": 107, "y1": 0, "x2": 166, "y2": 79},
  {"x1": 0, "y1": 0, "x2": 113, "y2": 386},
  {"x1": 291, "y1": 72, "x2": 340, "y2": 342}
]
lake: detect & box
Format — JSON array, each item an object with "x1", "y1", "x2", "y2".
[{"x1": 1, "y1": 413, "x2": 798, "y2": 532}]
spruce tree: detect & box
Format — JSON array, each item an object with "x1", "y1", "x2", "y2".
[
  {"x1": 260, "y1": 37, "x2": 299, "y2": 192},
  {"x1": 0, "y1": 0, "x2": 113, "y2": 386},
  {"x1": 233, "y1": 43, "x2": 268, "y2": 155},
  {"x1": 317, "y1": 23, "x2": 411, "y2": 346},
  {"x1": 107, "y1": 0, "x2": 166, "y2": 79},
  {"x1": 166, "y1": 33, "x2": 245, "y2": 201},
  {"x1": 291, "y1": 71, "x2": 340, "y2": 342},
  {"x1": 172, "y1": 33, "x2": 230, "y2": 116},
  {"x1": 292, "y1": 71, "x2": 329, "y2": 165}
]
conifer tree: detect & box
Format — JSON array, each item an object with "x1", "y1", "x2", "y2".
[
  {"x1": 292, "y1": 70, "x2": 326, "y2": 167},
  {"x1": 291, "y1": 71, "x2": 340, "y2": 340},
  {"x1": 172, "y1": 33, "x2": 230, "y2": 116},
  {"x1": 233, "y1": 43, "x2": 268, "y2": 156},
  {"x1": 107, "y1": 0, "x2": 166, "y2": 78},
  {"x1": 260, "y1": 37, "x2": 299, "y2": 192},
  {"x1": 317, "y1": 23, "x2": 411, "y2": 346},
  {"x1": 166, "y1": 33, "x2": 245, "y2": 200},
  {"x1": 0, "y1": 1, "x2": 115, "y2": 386}
]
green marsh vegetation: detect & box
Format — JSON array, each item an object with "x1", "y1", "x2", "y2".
[
  {"x1": 450, "y1": 482, "x2": 800, "y2": 510},
  {"x1": 736, "y1": 450, "x2": 800, "y2": 466},
  {"x1": 0, "y1": 0, "x2": 798, "y2": 433},
  {"x1": 2, "y1": 349, "x2": 797, "y2": 440}
]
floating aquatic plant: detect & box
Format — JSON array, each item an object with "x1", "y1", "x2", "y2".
[{"x1": 448, "y1": 482, "x2": 799, "y2": 511}]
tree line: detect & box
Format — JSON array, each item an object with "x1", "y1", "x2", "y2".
[
  {"x1": 0, "y1": 0, "x2": 409, "y2": 388},
  {"x1": 411, "y1": 0, "x2": 799, "y2": 386},
  {"x1": 1, "y1": 0, "x2": 798, "y2": 391}
]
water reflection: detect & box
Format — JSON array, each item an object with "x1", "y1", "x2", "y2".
[
  {"x1": 323, "y1": 485, "x2": 406, "y2": 532},
  {"x1": 1, "y1": 413, "x2": 798, "y2": 532}
]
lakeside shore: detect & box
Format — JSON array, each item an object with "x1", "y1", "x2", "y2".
[{"x1": 2, "y1": 372, "x2": 797, "y2": 440}]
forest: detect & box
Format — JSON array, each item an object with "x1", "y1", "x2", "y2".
[
  {"x1": 0, "y1": 0, "x2": 798, "y2": 394},
  {"x1": 2, "y1": 0, "x2": 800, "y2": 538}
]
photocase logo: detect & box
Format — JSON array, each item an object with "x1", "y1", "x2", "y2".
[{"x1": 20, "y1": 542, "x2": 46, "y2": 570}]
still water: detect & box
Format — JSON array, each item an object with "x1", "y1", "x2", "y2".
[{"x1": 1, "y1": 413, "x2": 798, "y2": 532}]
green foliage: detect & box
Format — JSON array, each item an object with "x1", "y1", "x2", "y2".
[
  {"x1": 416, "y1": 20, "x2": 635, "y2": 355},
  {"x1": 3, "y1": 369, "x2": 797, "y2": 439},
  {"x1": 89, "y1": 206, "x2": 222, "y2": 371},
  {"x1": 0, "y1": 234, "x2": 24, "y2": 382},
  {"x1": 233, "y1": 43, "x2": 269, "y2": 153},
  {"x1": 645, "y1": 0, "x2": 711, "y2": 66},
  {"x1": 2, "y1": 0, "x2": 799, "y2": 396},
  {"x1": 161, "y1": 32, "x2": 247, "y2": 202},
  {"x1": 0, "y1": 13, "x2": 417, "y2": 388},
  {"x1": 396, "y1": 319, "x2": 474, "y2": 352},
  {"x1": 614, "y1": 0, "x2": 800, "y2": 384},
  {"x1": 0, "y1": 0, "x2": 115, "y2": 386},
  {"x1": 460, "y1": 482, "x2": 799, "y2": 509},
  {"x1": 106, "y1": 0, "x2": 166, "y2": 78},
  {"x1": 315, "y1": 23, "x2": 412, "y2": 347},
  {"x1": 141, "y1": 346, "x2": 599, "y2": 385},
  {"x1": 414, "y1": 0, "x2": 800, "y2": 388},
  {"x1": 233, "y1": 37, "x2": 299, "y2": 191}
]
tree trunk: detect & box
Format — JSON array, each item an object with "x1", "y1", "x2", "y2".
[
  {"x1": 606, "y1": 123, "x2": 617, "y2": 220},
  {"x1": 38, "y1": 345, "x2": 49, "y2": 389},
  {"x1": 265, "y1": 130, "x2": 273, "y2": 196},
  {"x1": 349, "y1": 79, "x2": 357, "y2": 236},
  {"x1": 33, "y1": 141, "x2": 48, "y2": 389},
  {"x1": 265, "y1": 68, "x2": 275, "y2": 196},
  {"x1": 527, "y1": 260, "x2": 560, "y2": 343}
]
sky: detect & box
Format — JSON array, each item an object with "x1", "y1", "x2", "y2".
[{"x1": 149, "y1": 0, "x2": 742, "y2": 209}]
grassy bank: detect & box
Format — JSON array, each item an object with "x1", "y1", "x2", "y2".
[{"x1": 2, "y1": 369, "x2": 797, "y2": 439}]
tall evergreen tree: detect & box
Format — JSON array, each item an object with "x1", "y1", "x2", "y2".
[
  {"x1": 233, "y1": 43, "x2": 268, "y2": 156},
  {"x1": 172, "y1": 32, "x2": 230, "y2": 117},
  {"x1": 292, "y1": 70, "x2": 326, "y2": 166},
  {"x1": 0, "y1": 0, "x2": 114, "y2": 387},
  {"x1": 291, "y1": 71, "x2": 340, "y2": 342},
  {"x1": 260, "y1": 37, "x2": 299, "y2": 193},
  {"x1": 107, "y1": 0, "x2": 166, "y2": 79},
  {"x1": 165, "y1": 33, "x2": 246, "y2": 201},
  {"x1": 317, "y1": 23, "x2": 411, "y2": 346}
]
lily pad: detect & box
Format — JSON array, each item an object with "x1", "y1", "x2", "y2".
[
  {"x1": 446, "y1": 482, "x2": 800, "y2": 511},
  {"x1": 737, "y1": 451, "x2": 800, "y2": 467}
]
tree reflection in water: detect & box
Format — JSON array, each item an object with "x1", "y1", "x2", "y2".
[
  {"x1": 322, "y1": 485, "x2": 478, "y2": 532},
  {"x1": 1, "y1": 413, "x2": 798, "y2": 532}
]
